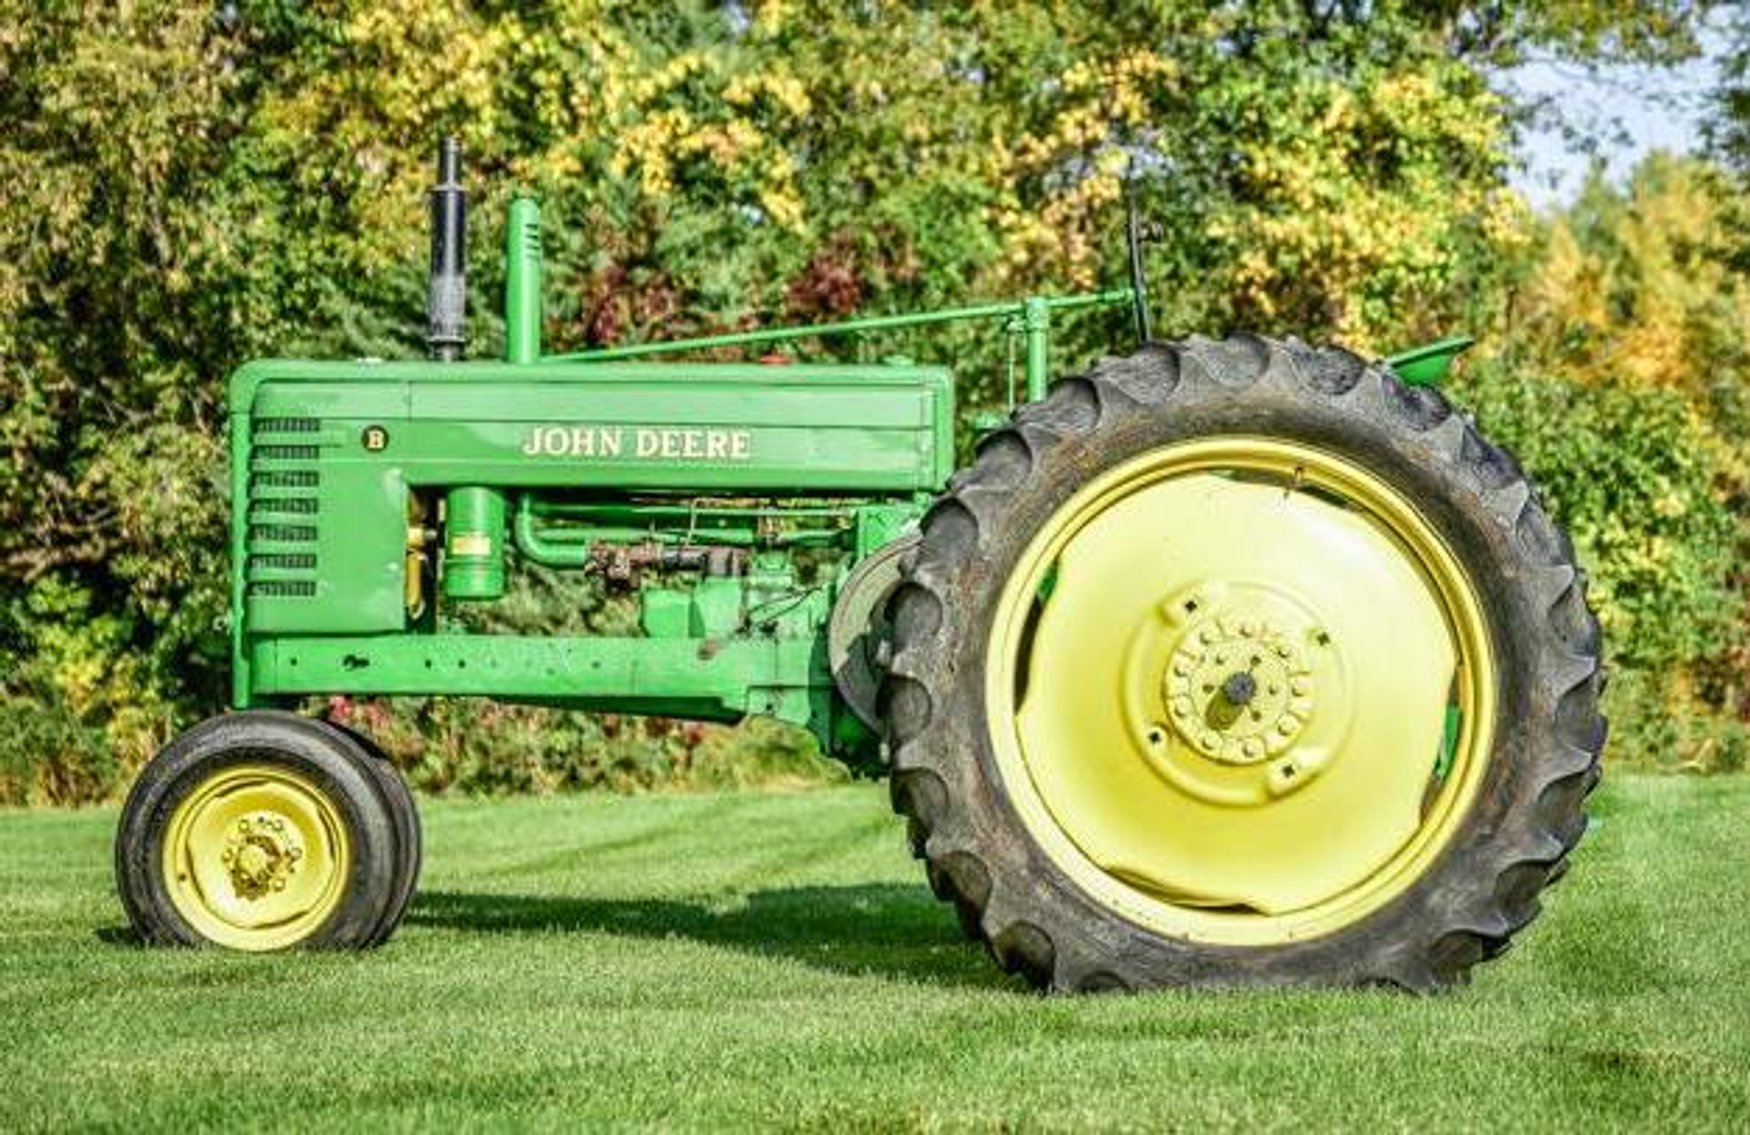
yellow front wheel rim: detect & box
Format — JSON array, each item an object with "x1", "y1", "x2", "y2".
[
  {"x1": 162, "y1": 763, "x2": 352, "y2": 950},
  {"x1": 987, "y1": 437, "x2": 1497, "y2": 947}
]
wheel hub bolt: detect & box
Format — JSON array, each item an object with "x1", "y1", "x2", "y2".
[{"x1": 1221, "y1": 671, "x2": 1258, "y2": 706}]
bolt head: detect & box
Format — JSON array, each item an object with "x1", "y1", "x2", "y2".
[{"x1": 1221, "y1": 671, "x2": 1259, "y2": 706}]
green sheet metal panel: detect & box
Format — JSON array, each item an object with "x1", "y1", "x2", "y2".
[
  {"x1": 228, "y1": 357, "x2": 953, "y2": 695},
  {"x1": 238, "y1": 359, "x2": 955, "y2": 493},
  {"x1": 243, "y1": 414, "x2": 408, "y2": 635},
  {"x1": 248, "y1": 633, "x2": 825, "y2": 727}
]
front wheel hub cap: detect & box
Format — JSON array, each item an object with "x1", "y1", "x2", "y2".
[
  {"x1": 162, "y1": 764, "x2": 350, "y2": 951},
  {"x1": 1164, "y1": 612, "x2": 1317, "y2": 766},
  {"x1": 221, "y1": 812, "x2": 305, "y2": 900}
]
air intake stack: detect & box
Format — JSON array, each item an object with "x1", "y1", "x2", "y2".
[{"x1": 427, "y1": 137, "x2": 467, "y2": 361}]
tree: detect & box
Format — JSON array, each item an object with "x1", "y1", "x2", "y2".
[{"x1": 0, "y1": 1, "x2": 1720, "y2": 799}]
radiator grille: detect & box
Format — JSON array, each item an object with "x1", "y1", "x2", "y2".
[{"x1": 246, "y1": 417, "x2": 321, "y2": 600}]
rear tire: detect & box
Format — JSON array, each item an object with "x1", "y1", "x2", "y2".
[
  {"x1": 116, "y1": 711, "x2": 406, "y2": 951},
  {"x1": 882, "y1": 336, "x2": 1604, "y2": 992}
]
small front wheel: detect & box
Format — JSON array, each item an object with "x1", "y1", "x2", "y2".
[{"x1": 116, "y1": 711, "x2": 409, "y2": 951}]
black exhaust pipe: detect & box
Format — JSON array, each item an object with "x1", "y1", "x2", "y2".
[{"x1": 427, "y1": 137, "x2": 467, "y2": 361}]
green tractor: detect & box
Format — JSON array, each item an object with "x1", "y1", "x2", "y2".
[{"x1": 115, "y1": 141, "x2": 1603, "y2": 990}]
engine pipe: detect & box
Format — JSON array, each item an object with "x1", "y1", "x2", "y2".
[
  {"x1": 427, "y1": 137, "x2": 468, "y2": 361},
  {"x1": 505, "y1": 195, "x2": 543, "y2": 364},
  {"x1": 424, "y1": 139, "x2": 508, "y2": 601}
]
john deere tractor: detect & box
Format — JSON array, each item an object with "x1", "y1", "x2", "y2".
[{"x1": 114, "y1": 142, "x2": 1604, "y2": 991}]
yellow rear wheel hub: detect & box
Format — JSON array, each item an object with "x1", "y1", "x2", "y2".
[
  {"x1": 987, "y1": 437, "x2": 1496, "y2": 946},
  {"x1": 162, "y1": 764, "x2": 351, "y2": 950},
  {"x1": 1163, "y1": 608, "x2": 1316, "y2": 766}
]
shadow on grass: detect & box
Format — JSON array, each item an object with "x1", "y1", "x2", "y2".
[{"x1": 409, "y1": 884, "x2": 1016, "y2": 989}]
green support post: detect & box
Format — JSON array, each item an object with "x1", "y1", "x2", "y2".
[
  {"x1": 1023, "y1": 296, "x2": 1051, "y2": 402},
  {"x1": 505, "y1": 195, "x2": 543, "y2": 365}
]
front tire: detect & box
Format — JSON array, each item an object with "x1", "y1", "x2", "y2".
[
  {"x1": 327, "y1": 717, "x2": 423, "y2": 947},
  {"x1": 116, "y1": 711, "x2": 408, "y2": 951},
  {"x1": 882, "y1": 335, "x2": 1604, "y2": 992}
]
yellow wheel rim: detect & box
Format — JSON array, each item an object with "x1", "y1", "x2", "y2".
[
  {"x1": 986, "y1": 437, "x2": 1496, "y2": 946},
  {"x1": 161, "y1": 763, "x2": 351, "y2": 950}
]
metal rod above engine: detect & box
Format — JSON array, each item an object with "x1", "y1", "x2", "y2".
[{"x1": 427, "y1": 137, "x2": 467, "y2": 361}]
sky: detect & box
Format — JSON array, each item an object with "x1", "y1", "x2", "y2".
[{"x1": 1504, "y1": 29, "x2": 1729, "y2": 208}]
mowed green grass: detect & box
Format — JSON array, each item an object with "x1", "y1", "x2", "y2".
[{"x1": 2, "y1": 776, "x2": 1748, "y2": 1132}]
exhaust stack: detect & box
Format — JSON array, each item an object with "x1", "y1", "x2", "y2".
[{"x1": 427, "y1": 137, "x2": 467, "y2": 361}]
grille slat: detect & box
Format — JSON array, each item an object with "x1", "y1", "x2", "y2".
[
  {"x1": 251, "y1": 470, "x2": 320, "y2": 490},
  {"x1": 249, "y1": 523, "x2": 317, "y2": 544},
  {"x1": 253, "y1": 444, "x2": 321, "y2": 462},
  {"x1": 249, "y1": 498, "x2": 319, "y2": 517},
  {"x1": 249, "y1": 553, "x2": 317, "y2": 571},
  {"x1": 248, "y1": 581, "x2": 317, "y2": 598}
]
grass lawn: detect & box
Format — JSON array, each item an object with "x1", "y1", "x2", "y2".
[{"x1": 2, "y1": 774, "x2": 1748, "y2": 1131}]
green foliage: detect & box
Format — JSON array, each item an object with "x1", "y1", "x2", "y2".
[
  {"x1": 1711, "y1": 7, "x2": 1750, "y2": 173},
  {"x1": 1457, "y1": 362, "x2": 1742, "y2": 672},
  {"x1": 1456, "y1": 154, "x2": 1750, "y2": 773},
  {"x1": 0, "y1": 691, "x2": 115, "y2": 808},
  {"x1": 0, "y1": 3, "x2": 1735, "y2": 802},
  {"x1": 328, "y1": 697, "x2": 844, "y2": 796},
  {"x1": 1506, "y1": 157, "x2": 1750, "y2": 432},
  {"x1": 1599, "y1": 669, "x2": 1750, "y2": 774},
  {"x1": 1456, "y1": 359, "x2": 1749, "y2": 772}
]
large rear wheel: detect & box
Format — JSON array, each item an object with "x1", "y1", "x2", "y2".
[{"x1": 882, "y1": 336, "x2": 1604, "y2": 991}]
